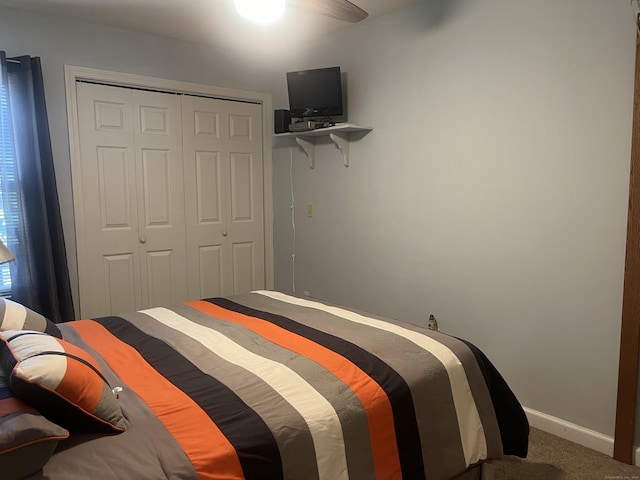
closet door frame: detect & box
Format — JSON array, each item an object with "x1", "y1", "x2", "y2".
[{"x1": 65, "y1": 65, "x2": 274, "y2": 317}]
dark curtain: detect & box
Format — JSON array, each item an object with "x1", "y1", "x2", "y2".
[{"x1": 0, "y1": 51, "x2": 74, "y2": 322}]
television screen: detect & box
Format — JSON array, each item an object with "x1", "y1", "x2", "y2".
[{"x1": 287, "y1": 66, "x2": 343, "y2": 119}]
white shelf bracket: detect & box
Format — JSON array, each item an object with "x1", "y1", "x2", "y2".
[
  {"x1": 295, "y1": 136, "x2": 316, "y2": 169},
  {"x1": 278, "y1": 124, "x2": 371, "y2": 168},
  {"x1": 329, "y1": 132, "x2": 350, "y2": 167}
]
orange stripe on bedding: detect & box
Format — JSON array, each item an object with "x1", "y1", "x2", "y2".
[
  {"x1": 187, "y1": 300, "x2": 402, "y2": 479},
  {"x1": 0, "y1": 397, "x2": 37, "y2": 417},
  {"x1": 69, "y1": 320, "x2": 244, "y2": 480}
]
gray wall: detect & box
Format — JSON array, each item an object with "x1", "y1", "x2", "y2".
[
  {"x1": 0, "y1": 5, "x2": 272, "y2": 314},
  {"x1": 271, "y1": 0, "x2": 635, "y2": 439}
]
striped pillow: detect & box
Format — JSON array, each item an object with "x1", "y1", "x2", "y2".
[
  {"x1": 0, "y1": 298, "x2": 62, "y2": 338},
  {"x1": 0, "y1": 363, "x2": 69, "y2": 480},
  {"x1": 0, "y1": 330, "x2": 126, "y2": 433}
]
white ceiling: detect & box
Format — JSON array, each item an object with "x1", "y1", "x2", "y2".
[{"x1": 0, "y1": 0, "x2": 416, "y2": 56}]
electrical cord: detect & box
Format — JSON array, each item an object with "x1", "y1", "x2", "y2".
[{"x1": 290, "y1": 140, "x2": 296, "y2": 293}]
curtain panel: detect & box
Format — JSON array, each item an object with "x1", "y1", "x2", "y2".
[{"x1": 0, "y1": 51, "x2": 74, "y2": 322}]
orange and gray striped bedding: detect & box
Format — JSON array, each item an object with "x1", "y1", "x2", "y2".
[{"x1": 30, "y1": 291, "x2": 528, "y2": 480}]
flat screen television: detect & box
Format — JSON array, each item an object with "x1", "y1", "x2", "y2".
[{"x1": 286, "y1": 66, "x2": 343, "y2": 120}]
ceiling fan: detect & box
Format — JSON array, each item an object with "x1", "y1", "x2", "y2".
[
  {"x1": 234, "y1": 0, "x2": 368, "y2": 24},
  {"x1": 288, "y1": 0, "x2": 368, "y2": 23}
]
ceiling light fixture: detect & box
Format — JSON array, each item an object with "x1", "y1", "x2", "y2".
[{"x1": 234, "y1": 0, "x2": 286, "y2": 24}]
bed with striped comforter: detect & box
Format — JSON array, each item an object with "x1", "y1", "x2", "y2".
[{"x1": 30, "y1": 291, "x2": 528, "y2": 480}]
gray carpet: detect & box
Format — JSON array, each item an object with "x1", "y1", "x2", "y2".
[{"x1": 490, "y1": 427, "x2": 640, "y2": 479}]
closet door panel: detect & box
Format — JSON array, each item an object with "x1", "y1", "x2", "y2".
[
  {"x1": 192, "y1": 150, "x2": 225, "y2": 298},
  {"x1": 141, "y1": 149, "x2": 172, "y2": 226},
  {"x1": 133, "y1": 90, "x2": 189, "y2": 309},
  {"x1": 183, "y1": 95, "x2": 265, "y2": 298},
  {"x1": 76, "y1": 82, "x2": 142, "y2": 318},
  {"x1": 195, "y1": 151, "x2": 222, "y2": 224},
  {"x1": 145, "y1": 250, "x2": 177, "y2": 307},
  {"x1": 98, "y1": 147, "x2": 133, "y2": 229},
  {"x1": 103, "y1": 254, "x2": 137, "y2": 314},
  {"x1": 182, "y1": 95, "x2": 230, "y2": 296},
  {"x1": 232, "y1": 242, "x2": 255, "y2": 294},
  {"x1": 226, "y1": 102, "x2": 264, "y2": 294},
  {"x1": 230, "y1": 153, "x2": 254, "y2": 222},
  {"x1": 198, "y1": 245, "x2": 223, "y2": 298}
]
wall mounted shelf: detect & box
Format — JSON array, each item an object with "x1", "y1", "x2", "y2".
[{"x1": 275, "y1": 123, "x2": 372, "y2": 168}]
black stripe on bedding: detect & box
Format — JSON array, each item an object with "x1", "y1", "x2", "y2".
[
  {"x1": 206, "y1": 297, "x2": 426, "y2": 480},
  {"x1": 94, "y1": 316, "x2": 284, "y2": 480},
  {"x1": 456, "y1": 337, "x2": 529, "y2": 457}
]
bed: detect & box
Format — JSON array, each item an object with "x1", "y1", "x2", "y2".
[{"x1": 0, "y1": 290, "x2": 528, "y2": 480}]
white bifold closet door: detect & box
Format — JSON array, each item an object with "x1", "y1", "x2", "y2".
[
  {"x1": 75, "y1": 82, "x2": 264, "y2": 319},
  {"x1": 181, "y1": 95, "x2": 264, "y2": 301}
]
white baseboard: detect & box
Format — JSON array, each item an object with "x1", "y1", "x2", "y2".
[{"x1": 523, "y1": 407, "x2": 616, "y2": 458}]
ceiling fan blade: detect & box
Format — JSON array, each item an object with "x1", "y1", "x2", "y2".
[{"x1": 288, "y1": 0, "x2": 369, "y2": 23}]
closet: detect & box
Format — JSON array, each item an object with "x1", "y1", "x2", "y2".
[{"x1": 74, "y1": 81, "x2": 265, "y2": 319}]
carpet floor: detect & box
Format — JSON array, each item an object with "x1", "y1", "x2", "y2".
[{"x1": 490, "y1": 427, "x2": 640, "y2": 479}]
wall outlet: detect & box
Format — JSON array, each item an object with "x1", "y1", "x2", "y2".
[{"x1": 307, "y1": 204, "x2": 313, "y2": 218}]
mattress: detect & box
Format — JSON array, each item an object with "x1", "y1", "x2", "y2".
[{"x1": 21, "y1": 291, "x2": 528, "y2": 479}]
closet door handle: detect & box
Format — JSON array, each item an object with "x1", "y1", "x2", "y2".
[
  {"x1": 139, "y1": 235, "x2": 147, "y2": 244},
  {"x1": 221, "y1": 230, "x2": 228, "y2": 237}
]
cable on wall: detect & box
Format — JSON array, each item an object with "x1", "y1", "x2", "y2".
[{"x1": 290, "y1": 140, "x2": 296, "y2": 293}]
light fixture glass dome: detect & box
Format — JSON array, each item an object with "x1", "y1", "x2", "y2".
[{"x1": 235, "y1": 0, "x2": 286, "y2": 24}]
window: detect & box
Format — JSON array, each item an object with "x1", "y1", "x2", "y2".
[{"x1": 0, "y1": 64, "x2": 17, "y2": 296}]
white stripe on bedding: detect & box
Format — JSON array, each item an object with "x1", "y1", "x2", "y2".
[
  {"x1": 141, "y1": 306, "x2": 349, "y2": 480},
  {"x1": 1, "y1": 301, "x2": 28, "y2": 330},
  {"x1": 254, "y1": 290, "x2": 487, "y2": 466}
]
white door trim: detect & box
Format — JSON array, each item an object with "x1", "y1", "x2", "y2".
[{"x1": 64, "y1": 65, "x2": 274, "y2": 316}]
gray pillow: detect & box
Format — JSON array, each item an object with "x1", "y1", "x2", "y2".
[
  {"x1": 0, "y1": 298, "x2": 61, "y2": 338},
  {"x1": 0, "y1": 363, "x2": 69, "y2": 480}
]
